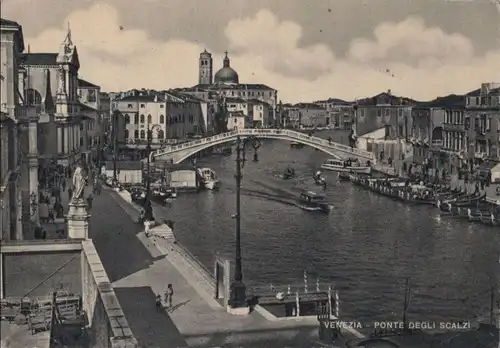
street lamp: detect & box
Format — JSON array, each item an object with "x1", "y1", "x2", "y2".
[
  {"x1": 229, "y1": 135, "x2": 261, "y2": 309},
  {"x1": 143, "y1": 123, "x2": 162, "y2": 222}
]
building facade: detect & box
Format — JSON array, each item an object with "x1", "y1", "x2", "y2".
[
  {"x1": 115, "y1": 91, "x2": 206, "y2": 146},
  {"x1": 410, "y1": 95, "x2": 465, "y2": 176},
  {"x1": 78, "y1": 78, "x2": 103, "y2": 163},
  {"x1": 314, "y1": 98, "x2": 354, "y2": 129},
  {"x1": 355, "y1": 91, "x2": 414, "y2": 139},
  {"x1": 465, "y1": 83, "x2": 500, "y2": 168},
  {"x1": 1, "y1": 18, "x2": 39, "y2": 239},
  {"x1": 20, "y1": 28, "x2": 91, "y2": 168},
  {"x1": 224, "y1": 97, "x2": 270, "y2": 127},
  {"x1": 290, "y1": 103, "x2": 328, "y2": 128}
]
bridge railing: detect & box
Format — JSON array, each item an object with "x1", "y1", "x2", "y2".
[
  {"x1": 152, "y1": 131, "x2": 238, "y2": 156},
  {"x1": 240, "y1": 129, "x2": 372, "y2": 159},
  {"x1": 153, "y1": 128, "x2": 374, "y2": 160}
]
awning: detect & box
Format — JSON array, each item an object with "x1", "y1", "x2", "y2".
[{"x1": 477, "y1": 160, "x2": 499, "y2": 172}]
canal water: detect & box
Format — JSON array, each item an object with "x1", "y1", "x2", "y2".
[{"x1": 156, "y1": 130, "x2": 500, "y2": 323}]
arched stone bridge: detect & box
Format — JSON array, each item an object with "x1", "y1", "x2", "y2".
[{"x1": 151, "y1": 128, "x2": 375, "y2": 164}]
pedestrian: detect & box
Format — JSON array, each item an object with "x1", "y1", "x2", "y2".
[
  {"x1": 144, "y1": 219, "x2": 151, "y2": 236},
  {"x1": 68, "y1": 187, "x2": 73, "y2": 201},
  {"x1": 61, "y1": 179, "x2": 66, "y2": 192},
  {"x1": 155, "y1": 294, "x2": 162, "y2": 311},
  {"x1": 86, "y1": 193, "x2": 93, "y2": 210},
  {"x1": 165, "y1": 284, "x2": 173, "y2": 307},
  {"x1": 48, "y1": 209, "x2": 55, "y2": 223}
]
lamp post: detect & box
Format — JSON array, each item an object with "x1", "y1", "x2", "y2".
[
  {"x1": 143, "y1": 123, "x2": 162, "y2": 222},
  {"x1": 229, "y1": 135, "x2": 261, "y2": 309},
  {"x1": 112, "y1": 111, "x2": 118, "y2": 183}
]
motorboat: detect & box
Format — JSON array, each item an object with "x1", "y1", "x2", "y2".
[
  {"x1": 296, "y1": 191, "x2": 332, "y2": 213},
  {"x1": 198, "y1": 168, "x2": 220, "y2": 190},
  {"x1": 281, "y1": 167, "x2": 296, "y2": 180},
  {"x1": 313, "y1": 171, "x2": 327, "y2": 187},
  {"x1": 320, "y1": 158, "x2": 371, "y2": 174},
  {"x1": 290, "y1": 141, "x2": 304, "y2": 149}
]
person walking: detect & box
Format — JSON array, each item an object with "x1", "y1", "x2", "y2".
[
  {"x1": 86, "y1": 193, "x2": 94, "y2": 211},
  {"x1": 165, "y1": 284, "x2": 173, "y2": 308},
  {"x1": 155, "y1": 294, "x2": 162, "y2": 311}
]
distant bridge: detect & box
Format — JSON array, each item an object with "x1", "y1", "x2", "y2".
[{"x1": 151, "y1": 128, "x2": 375, "y2": 164}]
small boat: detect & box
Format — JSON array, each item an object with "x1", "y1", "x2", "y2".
[
  {"x1": 321, "y1": 158, "x2": 371, "y2": 174},
  {"x1": 198, "y1": 168, "x2": 220, "y2": 190},
  {"x1": 165, "y1": 187, "x2": 177, "y2": 198},
  {"x1": 313, "y1": 171, "x2": 327, "y2": 187},
  {"x1": 281, "y1": 167, "x2": 296, "y2": 180},
  {"x1": 338, "y1": 172, "x2": 351, "y2": 181},
  {"x1": 296, "y1": 191, "x2": 332, "y2": 213},
  {"x1": 314, "y1": 176, "x2": 327, "y2": 186},
  {"x1": 290, "y1": 141, "x2": 304, "y2": 149}
]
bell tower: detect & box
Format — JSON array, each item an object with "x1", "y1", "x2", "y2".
[{"x1": 199, "y1": 49, "x2": 213, "y2": 85}]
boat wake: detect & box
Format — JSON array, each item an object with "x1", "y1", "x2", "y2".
[{"x1": 225, "y1": 187, "x2": 297, "y2": 207}]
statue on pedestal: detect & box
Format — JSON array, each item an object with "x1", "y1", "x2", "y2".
[{"x1": 71, "y1": 165, "x2": 86, "y2": 203}]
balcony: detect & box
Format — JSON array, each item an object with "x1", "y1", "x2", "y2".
[{"x1": 442, "y1": 123, "x2": 465, "y2": 132}]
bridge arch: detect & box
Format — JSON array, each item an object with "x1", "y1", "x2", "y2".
[
  {"x1": 173, "y1": 134, "x2": 343, "y2": 163},
  {"x1": 151, "y1": 129, "x2": 374, "y2": 164}
]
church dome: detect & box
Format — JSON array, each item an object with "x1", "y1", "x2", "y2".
[{"x1": 214, "y1": 51, "x2": 239, "y2": 84}]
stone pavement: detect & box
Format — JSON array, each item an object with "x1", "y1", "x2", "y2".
[{"x1": 89, "y1": 188, "x2": 362, "y2": 347}]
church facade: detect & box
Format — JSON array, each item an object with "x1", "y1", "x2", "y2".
[
  {"x1": 188, "y1": 50, "x2": 279, "y2": 127},
  {"x1": 20, "y1": 27, "x2": 101, "y2": 168}
]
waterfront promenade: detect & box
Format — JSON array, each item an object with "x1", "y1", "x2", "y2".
[{"x1": 89, "y1": 187, "x2": 364, "y2": 347}]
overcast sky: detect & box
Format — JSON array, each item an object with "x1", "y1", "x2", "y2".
[{"x1": 2, "y1": 0, "x2": 500, "y2": 102}]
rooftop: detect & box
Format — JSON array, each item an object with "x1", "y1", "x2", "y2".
[
  {"x1": 414, "y1": 94, "x2": 466, "y2": 108},
  {"x1": 119, "y1": 94, "x2": 165, "y2": 102},
  {"x1": 293, "y1": 102, "x2": 326, "y2": 110},
  {"x1": 314, "y1": 98, "x2": 350, "y2": 105},
  {"x1": 20, "y1": 53, "x2": 58, "y2": 66},
  {"x1": 356, "y1": 92, "x2": 417, "y2": 106},
  {"x1": 191, "y1": 83, "x2": 274, "y2": 91},
  {"x1": 0, "y1": 18, "x2": 21, "y2": 27},
  {"x1": 78, "y1": 78, "x2": 100, "y2": 89}
]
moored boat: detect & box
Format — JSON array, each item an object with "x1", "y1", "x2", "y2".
[
  {"x1": 320, "y1": 158, "x2": 371, "y2": 174},
  {"x1": 296, "y1": 191, "x2": 332, "y2": 213},
  {"x1": 198, "y1": 167, "x2": 220, "y2": 190},
  {"x1": 290, "y1": 141, "x2": 304, "y2": 148}
]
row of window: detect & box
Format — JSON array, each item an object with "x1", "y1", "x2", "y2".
[
  {"x1": 226, "y1": 90, "x2": 272, "y2": 98},
  {"x1": 124, "y1": 129, "x2": 165, "y2": 139},
  {"x1": 466, "y1": 96, "x2": 498, "y2": 106},
  {"x1": 444, "y1": 111, "x2": 464, "y2": 124},
  {"x1": 357, "y1": 108, "x2": 404, "y2": 118},
  {"x1": 126, "y1": 103, "x2": 194, "y2": 109},
  {"x1": 124, "y1": 114, "x2": 196, "y2": 125}
]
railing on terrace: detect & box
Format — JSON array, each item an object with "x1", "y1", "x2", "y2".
[
  {"x1": 152, "y1": 129, "x2": 374, "y2": 159},
  {"x1": 247, "y1": 281, "x2": 336, "y2": 297}
]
